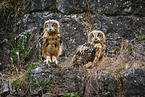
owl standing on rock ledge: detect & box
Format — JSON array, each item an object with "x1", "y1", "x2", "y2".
[
  {"x1": 72, "y1": 30, "x2": 106, "y2": 68},
  {"x1": 42, "y1": 20, "x2": 61, "y2": 64}
]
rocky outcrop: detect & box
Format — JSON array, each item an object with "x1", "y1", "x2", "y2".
[
  {"x1": 0, "y1": 0, "x2": 145, "y2": 70},
  {"x1": 10, "y1": 12, "x2": 145, "y2": 61},
  {"x1": 83, "y1": 71, "x2": 119, "y2": 97},
  {"x1": 0, "y1": 79, "x2": 9, "y2": 96},
  {"x1": 22, "y1": 0, "x2": 56, "y2": 12},
  {"x1": 1, "y1": 64, "x2": 144, "y2": 97},
  {"x1": 22, "y1": 0, "x2": 145, "y2": 16},
  {"x1": 89, "y1": 0, "x2": 145, "y2": 16},
  {"x1": 122, "y1": 68, "x2": 145, "y2": 96},
  {"x1": 0, "y1": 0, "x2": 145, "y2": 96},
  {"x1": 56, "y1": 0, "x2": 87, "y2": 14},
  {"x1": 29, "y1": 62, "x2": 82, "y2": 96}
]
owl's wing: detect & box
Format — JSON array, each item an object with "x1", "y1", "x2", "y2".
[
  {"x1": 72, "y1": 43, "x2": 96, "y2": 66},
  {"x1": 91, "y1": 44, "x2": 103, "y2": 65}
]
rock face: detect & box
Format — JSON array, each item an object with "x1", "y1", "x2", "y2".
[
  {"x1": 29, "y1": 62, "x2": 82, "y2": 96},
  {"x1": 56, "y1": 0, "x2": 87, "y2": 14},
  {"x1": 122, "y1": 68, "x2": 145, "y2": 96},
  {"x1": 0, "y1": 79, "x2": 9, "y2": 96},
  {"x1": 0, "y1": 0, "x2": 145, "y2": 70},
  {"x1": 0, "y1": 0, "x2": 145, "y2": 96},
  {"x1": 60, "y1": 17, "x2": 87, "y2": 57},
  {"x1": 23, "y1": 0, "x2": 56, "y2": 12},
  {"x1": 83, "y1": 71, "x2": 118, "y2": 97},
  {"x1": 89, "y1": 0, "x2": 145, "y2": 16},
  {"x1": 0, "y1": 66, "x2": 145, "y2": 96}
]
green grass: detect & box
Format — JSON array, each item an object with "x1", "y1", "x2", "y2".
[
  {"x1": 63, "y1": 93, "x2": 80, "y2": 97},
  {"x1": 10, "y1": 31, "x2": 31, "y2": 67}
]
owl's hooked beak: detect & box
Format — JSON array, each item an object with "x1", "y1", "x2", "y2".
[
  {"x1": 45, "y1": 26, "x2": 55, "y2": 34},
  {"x1": 49, "y1": 26, "x2": 55, "y2": 32},
  {"x1": 93, "y1": 37, "x2": 100, "y2": 43}
]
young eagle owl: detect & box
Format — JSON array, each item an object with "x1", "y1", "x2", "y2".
[
  {"x1": 72, "y1": 30, "x2": 105, "y2": 68},
  {"x1": 42, "y1": 20, "x2": 61, "y2": 64}
]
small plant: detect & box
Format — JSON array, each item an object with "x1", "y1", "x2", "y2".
[
  {"x1": 128, "y1": 45, "x2": 133, "y2": 52},
  {"x1": 63, "y1": 92, "x2": 80, "y2": 97},
  {"x1": 11, "y1": 63, "x2": 37, "y2": 95},
  {"x1": 84, "y1": 66, "x2": 87, "y2": 72},
  {"x1": 108, "y1": 71, "x2": 113, "y2": 75},
  {"x1": 137, "y1": 35, "x2": 145, "y2": 41},
  {"x1": 10, "y1": 31, "x2": 31, "y2": 68},
  {"x1": 2, "y1": 4, "x2": 11, "y2": 10}
]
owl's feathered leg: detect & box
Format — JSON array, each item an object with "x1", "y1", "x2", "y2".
[
  {"x1": 52, "y1": 56, "x2": 58, "y2": 64},
  {"x1": 45, "y1": 56, "x2": 51, "y2": 64}
]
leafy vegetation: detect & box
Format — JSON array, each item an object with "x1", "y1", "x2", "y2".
[
  {"x1": 11, "y1": 63, "x2": 37, "y2": 95},
  {"x1": 0, "y1": 0, "x2": 23, "y2": 13},
  {"x1": 63, "y1": 93, "x2": 80, "y2": 97},
  {"x1": 137, "y1": 35, "x2": 145, "y2": 41},
  {"x1": 10, "y1": 31, "x2": 32, "y2": 67}
]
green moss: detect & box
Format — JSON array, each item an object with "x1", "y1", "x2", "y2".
[
  {"x1": 63, "y1": 92, "x2": 80, "y2": 97},
  {"x1": 138, "y1": 35, "x2": 145, "y2": 41},
  {"x1": 108, "y1": 71, "x2": 113, "y2": 75},
  {"x1": 140, "y1": 64, "x2": 144, "y2": 67},
  {"x1": 128, "y1": 45, "x2": 133, "y2": 52},
  {"x1": 102, "y1": 68, "x2": 106, "y2": 71},
  {"x1": 12, "y1": 78, "x2": 21, "y2": 88}
]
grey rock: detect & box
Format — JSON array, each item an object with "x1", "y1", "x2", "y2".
[
  {"x1": 132, "y1": 0, "x2": 145, "y2": 17},
  {"x1": 0, "y1": 38, "x2": 10, "y2": 71},
  {"x1": 56, "y1": 0, "x2": 87, "y2": 14},
  {"x1": 29, "y1": 62, "x2": 52, "y2": 95},
  {"x1": 83, "y1": 71, "x2": 118, "y2": 97},
  {"x1": 89, "y1": 0, "x2": 132, "y2": 15},
  {"x1": 123, "y1": 68, "x2": 145, "y2": 96},
  {"x1": 17, "y1": 89, "x2": 25, "y2": 96},
  {"x1": 43, "y1": 93, "x2": 53, "y2": 97},
  {"x1": 23, "y1": 0, "x2": 56, "y2": 12},
  {"x1": 30, "y1": 62, "x2": 82, "y2": 96},
  {"x1": 0, "y1": 78, "x2": 9, "y2": 96},
  {"x1": 89, "y1": 0, "x2": 145, "y2": 16},
  {"x1": 60, "y1": 17, "x2": 87, "y2": 57}
]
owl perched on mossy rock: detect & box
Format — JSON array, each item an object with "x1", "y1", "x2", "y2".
[{"x1": 72, "y1": 30, "x2": 106, "y2": 68}]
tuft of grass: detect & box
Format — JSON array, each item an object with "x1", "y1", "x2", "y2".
[
  {"x1": 2, "y1": 4, "x2": 11, "y2": 10},
  {"x1": 10, "y1": 63, "x2": 37, "y2": 96},
  {"x1": 10, "y1": 31, "x2": 32, "y2": 68},
  {"x1": 63, "y1": 92, "x2": 80, "y2": 97},
  {"x1": 87, "y1": 38, "x2": 145, "y2": 78},
  {"x1": 0, "y1": 0, "x2": 24, "y2": 13}
]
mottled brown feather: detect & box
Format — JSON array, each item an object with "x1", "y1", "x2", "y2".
[
  {"x1": 42, "y1": 20, "x2": 61, "y2": 64},
  {"x1": 72, "y1": 30, "x2": 105, "y2": 68}
]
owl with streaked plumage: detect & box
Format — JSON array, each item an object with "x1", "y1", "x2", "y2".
[
  {"x1": 42, "y1": 20, "x2": 61, "y2": 64},
  {"x1": 72, "y1": 30, "x2": 105, "y2": 68}
]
